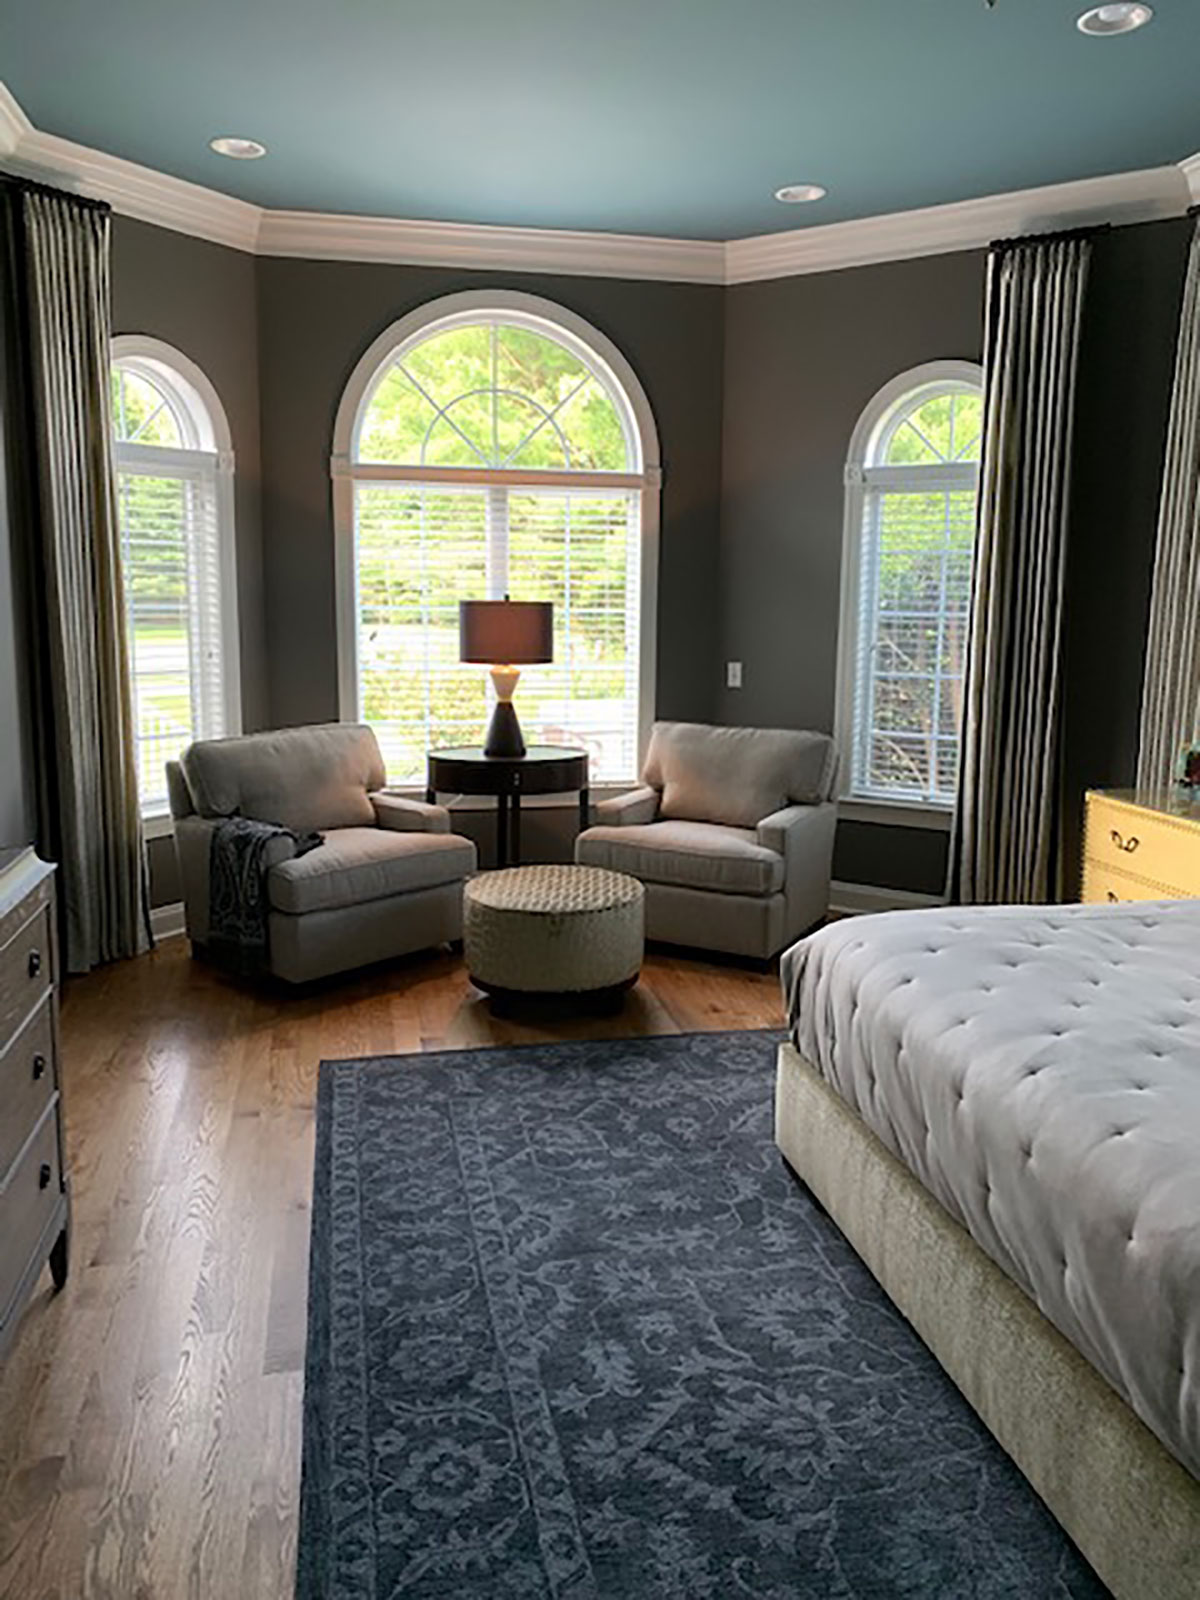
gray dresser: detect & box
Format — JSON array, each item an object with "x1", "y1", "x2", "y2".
[{"x1": 0, "y1": 848, "x2": 69, "y2": 1360}]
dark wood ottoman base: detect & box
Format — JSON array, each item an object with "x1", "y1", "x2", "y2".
[{"x1": 469, "y1": 973, "x2": 638, "y2": 1019}]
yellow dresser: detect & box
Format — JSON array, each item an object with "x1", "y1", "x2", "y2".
[{"x1": 1082, "y1": 788, "x2": 1200, "y2": 903}]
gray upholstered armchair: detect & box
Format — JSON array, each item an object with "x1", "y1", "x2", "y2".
[
  {"x1": 575, "y1": 721, "x2": 837, "y2": 959},
  {"x1": 167, "y1": 722, "x2": 476, "y2": 983}
]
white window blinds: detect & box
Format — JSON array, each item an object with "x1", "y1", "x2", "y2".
[
  {"x1": 116, "y1": 443, "x2": 228, "y2": 812},
  {"x1": 844, "y1": 375, "x2": 983, "y2": 807},
  {"x1": 356, "y1": 480, "x2": 640, "y2": 783},
  {"x1": 852, "y1": 476, "x2": 976, "y2": 803},
  {"x1": 348, "y1": 310, "x2": 650, "y2": 784}
]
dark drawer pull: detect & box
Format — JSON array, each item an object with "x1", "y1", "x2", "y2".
[
  {"x1": 1109, "y1": 829, "x2": 1139, "y2": 854},
  {"x1": 27, "y1": 949, "x2": 42, "y2": 978},
  {"x1": 1106, "y1": 890, "x2": 1120, "y2": 903},
  {"x1": 32, "y1": 1053, "x2": 46, "y2": 1082},
  {"x1": 38, "y1": 1162, "x2": 52, "y2": 1190}
]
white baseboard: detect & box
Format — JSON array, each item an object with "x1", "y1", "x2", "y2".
[
  {"x1": 150, "y1": 901, "x2": 186, "y2": 942},
  {"x1": 828, "y1": 881, "x2": 946, "y2": 917}
]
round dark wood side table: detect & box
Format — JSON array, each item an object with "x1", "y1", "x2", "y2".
[{"x1": 426, "y1": 746, "x2": 590, "y2": 868}]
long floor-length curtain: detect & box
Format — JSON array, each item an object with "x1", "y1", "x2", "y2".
[
  {"x1": 1137, "y1": 218, "x2": 1200, "y2": 791},
  {"x1": 949, "y1": 232, "x2": 1091, "y2": 905},
  {"x1": 2, "y1": 180, "x2": 147, "y2": 970}
]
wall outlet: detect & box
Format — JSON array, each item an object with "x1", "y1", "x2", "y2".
[{"x1": 726, "y1": 660, "x2": 743, "y2": 689}]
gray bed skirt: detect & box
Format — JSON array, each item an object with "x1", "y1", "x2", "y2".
[{"x1": 775, "y1": 1040, "x2": 1200, "y2": 1600}]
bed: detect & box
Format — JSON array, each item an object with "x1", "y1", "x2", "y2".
[{"x1": 776, "y1": 897, "x2": 1200, "y2": 1600}]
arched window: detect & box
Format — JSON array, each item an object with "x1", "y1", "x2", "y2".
[
  {"x1": 332, "y1": 291, "x2": 661, "y2": 785},
  {"x1": 110, "y1": 337, "x2": 240, "y2": 816},
  {"x1": 836, "y1": 361, "x2": 984, "y2": 810}
]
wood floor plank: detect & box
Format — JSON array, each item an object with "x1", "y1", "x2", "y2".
[{"x1": 0, "y1": 936, "x2": 782, "y2": 1599}]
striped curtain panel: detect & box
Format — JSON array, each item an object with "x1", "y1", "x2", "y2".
[
  {"x1": 1136, "y1": 219, "x2": 1200, "y2": 791},
  {"x1": 949, "y1": 233, "x2": 1091, "y2": 905},
  {"x1": 5, "y1": 183, "x2": 147, "y2": 970}
]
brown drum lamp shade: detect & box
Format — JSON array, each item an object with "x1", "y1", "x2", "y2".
[{"x1": 460, "y1": 599, "x2": 554, "y2": 758}]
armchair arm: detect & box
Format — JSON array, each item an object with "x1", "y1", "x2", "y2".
[
  {"x1": 174, "y1": 815, "x2": 300, "y2": 944},
  {"x1": 370, "y1": 791, "x2": 451, "y2": 834},
  {"x1": 757, "y1": 804, "x2": 824, "y2": 854},
  {"x1": 757, "y1": 802, "x2": 837, "y2": 943},
  {"x1": 592, "y1": 785, "x2": 660, "y2": 827}
]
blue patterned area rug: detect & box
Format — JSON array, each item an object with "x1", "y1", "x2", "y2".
[{"x1": 297, "y1": 1031, "x2": 1106, "y2": 1600}]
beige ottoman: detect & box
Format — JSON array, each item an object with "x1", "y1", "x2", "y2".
[{"x1": 464, "y1": 864, "x2": 644, "y2": 1012}]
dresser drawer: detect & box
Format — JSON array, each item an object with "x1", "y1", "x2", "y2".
[
  {"x1": 1083, "y1": 796, "x2": 1200, "y2": 896},
  {"x1": 0, "y1": 904, "x2": 52, "y2": 1049},
  {"x1": 0, "y1": 997, "x2": 55, "y2": 1182},
  {"x1": 0, "y1": 1105, "x2": 61, "y2": 1324},
  {"x1": 1081, "y1": 858, "x2": 1186, "y2": 906}
]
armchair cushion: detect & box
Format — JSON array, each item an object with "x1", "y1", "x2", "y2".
[
  {"x1": 593, "y1": 786, "x2": 660, "y2": 827},
  {"x1": 181, "y1": 722, "x2": 385, "y2": 833},
  {"x1": 643, "y1": 722, "x2": 836, "y2": 829},
  {"x1": 371, "y1": 792, "x2": 451, "y2": 833},
  {"x1": 576, "y1": 820, "x2": 784, "y2": 897},
  {"x1": 268, "y1": 827, "x2": 475, "y2": 916}
]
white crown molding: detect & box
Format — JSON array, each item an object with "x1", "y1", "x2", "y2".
[
  {"x1": 0, "y1": 82, "x2": 32, "y2": 159},
  {"x1": 0, "y1": 82, "x2": 260, "y2": 252},
  {"x1": 0, "y1": 81, "x2": 1196, "y2": 285},
  {"x1": 725, "y1": 164, "x2": 1192, "y2": 284},
  {"x1": 257, "y1": 208, "x2": 724, "y2": 282}
]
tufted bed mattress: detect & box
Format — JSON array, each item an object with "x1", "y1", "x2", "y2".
[{"x1": 781, "y1": 896, "x2": 1200, "y2": 1486}]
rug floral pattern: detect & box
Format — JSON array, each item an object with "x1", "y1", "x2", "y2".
[{"x1": 298, "y1": 1032, "x2": 1107, "y2": 1599}]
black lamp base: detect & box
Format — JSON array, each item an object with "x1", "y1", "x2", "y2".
[{"x1": 484, "y1": 700, "x2": 526, "y2": 759}]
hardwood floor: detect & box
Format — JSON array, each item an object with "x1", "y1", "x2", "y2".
[{"x1": 0, "y1": 936, "x2": 782, "y2": 1600}]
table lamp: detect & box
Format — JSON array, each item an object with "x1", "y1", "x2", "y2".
[{"x1": 460, "y1": 598, "x2": 554, "y2": 759}]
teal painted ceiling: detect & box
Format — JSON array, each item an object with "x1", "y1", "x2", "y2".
[{"x1": 1, "y1": 0, "x2": 1197, "y2": 240}]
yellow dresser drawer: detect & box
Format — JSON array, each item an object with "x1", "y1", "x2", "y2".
[
  {"x1": 1083, "y1": 794, "x2": 1200, "y2": 896},
  {"x1": 1081, "y1": 858, "x2": 1187, "y2": 906}
]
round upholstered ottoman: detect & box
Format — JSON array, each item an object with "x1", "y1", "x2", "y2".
[{"x1": 464, "y1": 864, "x2": 644, "y2": 1013}]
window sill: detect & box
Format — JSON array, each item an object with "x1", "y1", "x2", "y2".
[
  {"x1": 837, "y1": 795, "x2": 954, "y2": 833},
  {"x1": 390, "y1": 782, "x2": 632, "y2": 813},
  {"x1": 140, "y1": 786, "x2": 632, "y2": 840}
]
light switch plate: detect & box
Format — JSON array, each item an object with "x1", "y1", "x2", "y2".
[{"x1": 726, "y1": 660, "x2": 743, "y2": 689}]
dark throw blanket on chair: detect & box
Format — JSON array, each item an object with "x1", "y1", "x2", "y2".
[{"x1": 208, "y1": 816, "x2": 323, "y2": 976}]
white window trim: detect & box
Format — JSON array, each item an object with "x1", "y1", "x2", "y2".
[
  {"x1": 330, "y1": 289, "x2": 662, "y2": 775},
  {"x1": 834, "y1": 358, "x2": 983, "y2": 822},
  {"x1": 111, "y1": 335, "x2": 242, "y2": 821}
]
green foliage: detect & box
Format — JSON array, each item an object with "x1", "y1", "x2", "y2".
[
  {"x1": 357, "y1": 322, "x2": 628, "y2": 472},
  {"x1": 112, "y1": 367, "x2": 181, "y2": 447},
  {"x1": 885, "y1": 391, "x2": 981, "y2": 466}
]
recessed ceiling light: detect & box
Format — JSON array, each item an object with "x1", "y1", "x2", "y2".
[
  {"x1": 209, "y1": 135, "x2": 267, "y2": 160},
  {"x1": 1076, "y1": 3, "x2": 1153, "y2": 35},
  {"x1": 775, "y1": 183, "x2": 827, "y2": 205}
]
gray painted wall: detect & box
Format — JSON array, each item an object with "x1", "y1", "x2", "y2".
[
  {"x1": 111, "y1": 217, "x2": 269, "y2": 906},
  {"x1": 716, "y1": 250, "x2": 987, "y2": 893},
  {"x1": 714, "y1": 222, "x2": 1192, "y2": 897},
  {"x1": 111, "y1": 217, "x2": 269, "y2": 733},
  {"x1": 254, "y1": 259, "x2": 725, "y2": 733},
  {"x1": 1058, "y1": 216, "x2": 1192, "y2": 894}
]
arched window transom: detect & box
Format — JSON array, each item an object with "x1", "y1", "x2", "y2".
[
  {"x1": 110, "y1": 339, "x2": 239, "y2": 815},
  {"x1": 838, "y1": 362, "x2": 984, "y2": 809},
  {"x1": 335, "y1": 294, "x2": 660, "y2": 785}
]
